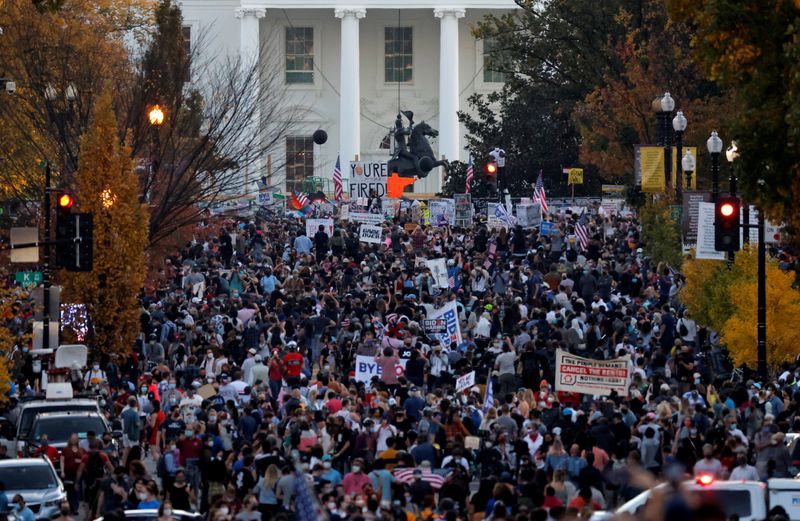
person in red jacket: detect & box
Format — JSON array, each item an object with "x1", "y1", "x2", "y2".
[
  {"x1": 33, "y1": 434, "x2": 59, "y2": 464},
  {"x1": 282, "y1": 343, "x2": 304, "y2": 386}
]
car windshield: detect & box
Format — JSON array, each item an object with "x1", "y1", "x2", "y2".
[
  {"x1": 0, "y1": 465, "x2": 57, "y2": 490},
  {"x1": 31, "y1": 416, "x2": 107, "y2": 444},
  {"x1": 19, "y1": 404, "x2": 97, "y2": 438}
]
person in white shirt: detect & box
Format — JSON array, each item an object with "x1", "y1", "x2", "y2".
[
  {"x1": 179, "y1": 385, "x2": 203, "y2": 423},
  {"x1": 729, "y1": 453, "x2": 760, "y2": 481},
  {"x1": 474, "y1": 309, "x2": 492, "y2": 340}
]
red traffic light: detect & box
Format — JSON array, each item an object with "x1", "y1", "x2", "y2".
[
  {"x1": 720, "y1": 203, "x2": 735, "y2": 217},
  {"x1": 58, "y1": 194, "x2": 74, "y2": 208},
  {"x1": 485, "y1": 163, "x2": 498, "y2": 175}
]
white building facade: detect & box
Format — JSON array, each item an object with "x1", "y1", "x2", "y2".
[{"x1": 180, "y1": 0, "x2": 515, "y2": 194}]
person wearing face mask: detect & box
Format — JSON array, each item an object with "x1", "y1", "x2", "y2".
[
  {"x1": 157, "y1": 500, "x2": 176, "y2": 521},
  {"x1": 134, "y1": 480, "x2": 161, "y2": 509},
  {"x1": 320, "y1": 454, "x2": 343, "y2": 486},
  {"x1": 342, "y1": 458, "x2": 371, "y2": 496},
  {"x1": 11, "y1": 495, "x2": 35, "y2": 521},
  {"x1": 84, "y1": 361, "x2": 107, "y2": 388},
  {"x1": 730, "y1": 451, "x2": 760, "y2": 480}
]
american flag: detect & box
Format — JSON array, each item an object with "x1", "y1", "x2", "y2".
[
  {"x1": 465, "y1": 157, "x2": 474, "y2": 194},
  {"x1": 532, "y1": 170, "x2": 548, "y2": 214},
  {"x1": 483, "y1": 377, "x2": 494, "y2": 413},
  {"x1": 575, "y1": 211, "x2": 589, "y2": 251},
  {"x1": 294, "y1": 470, "x2": 327, "y2": 521},
  {"x1": 333, "y1": 155, "x2": 343, "y2": 201},
  {"x1": 292, "y1": 191, "x2": 310, "y2": 209}
]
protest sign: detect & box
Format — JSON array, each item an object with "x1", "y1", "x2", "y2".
[
  {"x1": 349, "y1": 161, "x2": 388, "y2": 198},
  {"x1": 427, "y1": 301, "x2": 462, "y2": 347},
  {"x1": 540, "y1": 221, "x2": 554, "y2": 236},
  {"x1": 516, "y1": 203, "x2": 542, "y2": 228},
  {"x1": 422, "y1": 318, "x2": 447, "y2": 335},
  {"x1": 454, "y1": 194, "x2": 473, "y2": 226},
  {"x1": 305, "y1": 218, "x2": 333, "y2": 239},
  {"x1": 355, "y1": 355, "x2": 408, "y2": 384},
  {"x1": 428, "y1": 199, "x2": 455, "y2": 227},
  {"x1": 555, "y1": 349, "x2": 630, "y2": 396},
  {"x1": 348, "y1": 212, "x2": 385, "y2": 225},
  {"x1": 359, "y1": 224, "x2": 383, "y2": 244},
  {"x1": 455, "y1": 371, "x2": 476, "y2": 392},
  {"x1": 425, "y1": 258, "x2": 449, "y2": 289},
  {"x1": 486, "y1": 203, "x2": 508, "y2": 230}
]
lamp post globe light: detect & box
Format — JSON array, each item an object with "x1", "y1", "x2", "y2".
[
  {"x1": 707, "y1": 130, "x2": 723, "y2": 202},
  {"x1": 681, "y1": 150, "x2": 696, "y2": 189},
  {"x1": 148, "y1": 105, "x2": 165, "y2": 126},
  {"x1": 660, "y1": 93, "x2": 675, "y2": 194},
  {"x1": 673, "y1": 110, "x2": 687, "y2": 203}
]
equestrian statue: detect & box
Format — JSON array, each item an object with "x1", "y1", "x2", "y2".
[{"x1": 387, "y1": 111, "x2": 449, "y2": 178}]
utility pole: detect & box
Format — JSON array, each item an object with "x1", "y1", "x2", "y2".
[{"x1": 43, "y1": 162, "x2": 53, "y2": 351}]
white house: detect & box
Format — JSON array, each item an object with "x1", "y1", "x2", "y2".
[{"x1": 179, "y1": 0, "x2": 516, "y2": 195}]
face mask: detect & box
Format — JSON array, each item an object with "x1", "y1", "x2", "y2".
[
  {"x1": 208, "y1": 415, "x2": 217, "y2": 424},
  {"x1": 141, "y1": 387, "x2": 147, "y2": 393},
  {"x1": 485, "y1": 442, "x2": 492, "y2": 448},
  {"x1": 218, "y1": 507, "x2": 229, "y2": 516},
  {"x1": 352, "y1": 465, "x2": 361, "y2": 473},
  {"x1": 327, "y1": 502, "x2": 336, "y2": 511},
  {"x1": 137, "y1": 492, "x2": 148, "y2": 501},
  {"x1": 93, "y1": 364, "x2": 100, "y2": 370},
  {"x1": 323, "y1": 461, "x2": 331, "y2": 469},
  {"x1": 164, "y1": 509, "x2": 172, "y2": 516},
  {"x1": 169, "y1": 383, "x2": 177, "y2": 390},
  {"x1": 170, "y1": 397, "x2": 178, "y2": 405},
  {"x1": 185, "y1": 430, "x2": 194, "y2": 437}
]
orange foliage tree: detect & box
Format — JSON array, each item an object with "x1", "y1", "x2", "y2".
[
  {"x1": 573, "y1": 2, "x2": 735, "y2": 184},
  {"x1": 61, "y1": 91, "x2": 149, "y2": 357}
]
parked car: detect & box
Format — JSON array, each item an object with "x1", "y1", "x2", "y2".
[
  {"x1": 0, "y1": 457, "x2": 67, "y2": 520},
  {"x1": 93, "y1": 509, "x2": 203, "y2": 521}
]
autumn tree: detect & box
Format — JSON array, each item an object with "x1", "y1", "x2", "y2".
[
  {"x1": 680, "y1": 246, "x2": 800, "y2": 368},
  {"x1": 667, "y1": 0, "x2": 800, "y2": 247},
  {"x1": 573, "y1": 2, "x2": 734, "y2": 188},
  {"x1": 61, "y1": 91, "x2": 148, "y2": 357}
]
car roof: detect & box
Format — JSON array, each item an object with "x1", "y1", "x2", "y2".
[
  {"x1": 0, "y1": 458, "x2": 52, "y2": 468},
  {"x1": 33, "y1": 411, "x2": 104, "y2": 420},
  {"x1": 19, "y1": 398, "x2": 99, "y2": 409}
]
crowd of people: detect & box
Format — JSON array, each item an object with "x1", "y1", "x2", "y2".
[{"x1": 3, "y1": 199, "x2": 800, "y2": 521}]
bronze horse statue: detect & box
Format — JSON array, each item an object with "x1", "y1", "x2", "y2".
[{"x1": 388, "y1": 121, "x2": 449, "y2": 178}]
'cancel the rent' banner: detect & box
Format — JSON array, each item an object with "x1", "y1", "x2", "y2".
[{"x1": 555, "y1": 349, "x2": 630, "y2": 397}]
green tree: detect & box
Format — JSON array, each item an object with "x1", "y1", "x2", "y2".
[
  {"x1": 667, "y1": 0, "x2": 800, "y2": 247},
  {"x1": 61, "y1": 91, "x2": 149, "y2": 357},
  {"x1": 639, "y1": 198, "x2": 682, "y2": 268}
]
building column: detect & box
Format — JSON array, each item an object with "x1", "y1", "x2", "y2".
[
  {"x1": 235, "y1": 6, "x2": 266, "y2": 194},
  {"x1": 235, "y1": 6, "x2": 266, "y2": 62},
  {"x1": 435, "y1": 8, "x2": 465, "y2": 162},
  {"x1": 335, "y1": 7, "x2": 366, "y2": 166}
]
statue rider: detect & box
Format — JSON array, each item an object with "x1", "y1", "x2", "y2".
[{"x1": 393, "y1": 111, "x2": 416, "y2": 163}]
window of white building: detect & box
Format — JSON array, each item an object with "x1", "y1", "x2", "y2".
[
  {"x1": 384, "y1": 27, "x2": 413, "y2": 83},
  {"x1": 482, "y1": 37, "x2": 508, "y2": 84},
  {"x1": 286, "y1": 136, "x2": 314, "y2": 185},
  {"x1": 286, "y1": 27, "x2": 314, "y2": 84}
]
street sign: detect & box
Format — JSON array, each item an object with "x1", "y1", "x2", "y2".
[
  {"x1": 15, "y1": 271, "x2": 42, "y2": 288},
  {"x1": 10, "y1": 227, "x2": 39, "y2": 263}
]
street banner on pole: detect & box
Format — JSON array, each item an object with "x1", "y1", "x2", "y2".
[{"x1": 555, "y1": 349, "x2": 630, "y2": 396}]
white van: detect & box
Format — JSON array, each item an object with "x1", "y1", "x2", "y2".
[{"x1": 591, "y1": 476, "x2": 800, "y2": 521}]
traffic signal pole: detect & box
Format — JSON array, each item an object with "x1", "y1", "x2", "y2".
[
  {"x1": 757, "y1": 209, "x2": 767, "y2": 380},
  {"x1": 43, "y1": 162, "x2": 53, "y2": 352}
]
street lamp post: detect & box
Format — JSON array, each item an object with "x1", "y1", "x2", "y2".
[
  {"x1": 661, "y1": 93, "x2": 675, "y2": 196},
  {"x1": 673, "y1": 110, "x2": 687, "y2": 204},
  {"x1": 707, "y1": 130, "x2": 723, "y2": 202},
  {"x1": 148, "y1": 105, "x2": 165, "y2": 179},
  {"x1": 726, "y1": 142, "x2": 740, "y2": 261}
]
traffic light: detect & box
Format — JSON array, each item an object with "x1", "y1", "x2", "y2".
[
  {"x1": 55, "y1": 195, "x2": 93, "y2": 271},
  {"x1": 484, "y1": 162, "x2": 498, "y2": 175},
  {"x1": 714, "y1": 196, "x2": 740, "y2": 252},
  {"x1": 484, "y1": 161, "x2": 498, "y2": 192}
]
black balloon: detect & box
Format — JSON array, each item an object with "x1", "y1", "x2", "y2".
[{"x1": 312, "y1": 129, "x2": 328, "y2": 145}]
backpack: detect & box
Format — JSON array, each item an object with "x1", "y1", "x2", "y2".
[
  {"x1": 678, "y1": 320, "x2": 688, "y2": 337},
  {"x1": 84, "y1": 451, "x2": 106, "y2": 488}
]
